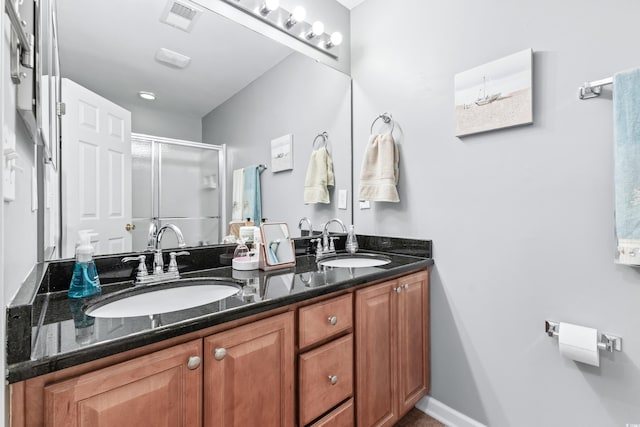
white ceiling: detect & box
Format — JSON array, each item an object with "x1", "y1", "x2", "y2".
[
  {"x1": 334, "y1": 0, "x2": 366, "y2": 10},
  {"x1": 57, "y1": 0, "x2": 293, "y2": 118}
]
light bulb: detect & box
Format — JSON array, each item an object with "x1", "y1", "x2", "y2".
[
  {"x1": 292, "y1": 6, "x2": 306, "y2": 22},
  {"x1": 260, "y1": 0, "x2": 279, "y2": 15},
  {"x1": 312, "y1": 21, "x2": 324, "y2": 35},
  {"x1": 285, "y1": 6, "x2": 306, "y2": 28},
  {"x1": 306, "y1": 21, "x2": 324, "y2": 39},
  {"x1": 326, "y1": 31, "x2": 343, "y2": 48}
]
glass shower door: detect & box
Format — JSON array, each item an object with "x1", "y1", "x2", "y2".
[{"x1": 130, "y1": 134, "x2": 225, "y2": 251}]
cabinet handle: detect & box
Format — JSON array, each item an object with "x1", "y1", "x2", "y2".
[
  {"x1": 394, "y1": 287, "x2": 402, "y2": 294},
  {"x1": 328, "y1": 375, "x2": 338, "y2": 385},
  {"x1": 402, "y1": 283, "x2": 409, "y2": 290},
  {"x1": 187, "y1": 356, "x2": 201, "y2": 370},
  {"x1": 214, "y1": 348, "x2": 227, "y2": 361},
  {"x1": 328, "y1": 316, "x2": 338, "y2": 326}
]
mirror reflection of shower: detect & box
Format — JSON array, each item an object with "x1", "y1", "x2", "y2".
[{"x1": 131, "y1": 134, "x2": 226, "y2": 251}]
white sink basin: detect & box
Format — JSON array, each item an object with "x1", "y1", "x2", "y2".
[
  {"x1": 317, "y1": 253, "x2": 391, "y2": 268},
  {"x1": 85, "y1": 278, "x2": 242, "y2": 318}
]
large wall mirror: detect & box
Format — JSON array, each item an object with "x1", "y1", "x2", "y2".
[{"x1": 43, "y1": 0, "x2": 352, "y2": 259}]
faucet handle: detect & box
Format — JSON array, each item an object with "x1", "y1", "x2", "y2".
[
  {"x1": 328, "y1": 236, "x2": 338, "y2": 252},
  {"x1": 122, "y1": 255, "x2": 148, "y2": 279},
  {"x1": 168, "y1": 251, "x2": 190, "y2": 273}
]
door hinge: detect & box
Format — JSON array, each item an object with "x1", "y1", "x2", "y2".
[{"x1": 56, "y1": 102, "x2": 66, "y2": 116}]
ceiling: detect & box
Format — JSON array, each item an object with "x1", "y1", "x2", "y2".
[
  {"x1": 57, "y1": 0, "x2": 293, "y2": 117},
  {"x1": 335, "y1": 0, "x2": 366, "y2": 10}
]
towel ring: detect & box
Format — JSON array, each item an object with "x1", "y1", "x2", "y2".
[
  {"x1": 370, "y1": 112, "x2": 394, "y2": 134},
  {"x1": 312, "y1": 132, "x2": 329, "y2": 149}
]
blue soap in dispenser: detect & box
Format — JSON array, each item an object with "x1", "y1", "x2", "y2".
[{"x1": 68, "y1": 230, "x2": 102, "y2": 299}]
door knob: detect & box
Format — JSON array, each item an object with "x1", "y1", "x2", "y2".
[{"x1": 125, "y1": 223, "x2": 136, "y2": 231}]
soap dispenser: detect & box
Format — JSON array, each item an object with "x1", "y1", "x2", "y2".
[
  {"x1": 68, "y1": 230, "x2": 102, "y2": 299},
  {"x1": 345, "y1": 224, "x2": 359, "y2": 254}
]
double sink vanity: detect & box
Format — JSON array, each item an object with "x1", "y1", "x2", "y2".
[{"x1": 8, "y1": 235, "x2": 432, "y2": 426}]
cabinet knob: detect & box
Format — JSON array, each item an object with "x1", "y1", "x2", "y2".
[
  {"x1": 187, "y1": 356, "x2": 201, "y2": 370},
  {"x1": 327, "y1": 316, "x2": 338, "y2": 326},
  {"x1": 402, "y1": 283, "x2": 409, "y2": 290},
  {"x1": 214, "y1": 348, "x2": 227, "y2": 361},
  {"x1": 328, "y1": 375, "x2": 338, "y2": 385},
  {"x1": 394, "y1": 287, "x2": 402, "y2": 294}
]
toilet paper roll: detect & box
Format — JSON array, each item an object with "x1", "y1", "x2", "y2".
[{"x1": 558, "y1": 322, "x2": 600, "y2": 367}]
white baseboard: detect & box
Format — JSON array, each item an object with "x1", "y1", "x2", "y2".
[{"x1": 415, "y1": 396, "x2": 487, "y2": 427}]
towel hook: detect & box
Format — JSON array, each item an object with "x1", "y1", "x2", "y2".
[
  {"x1": 312, "y1": 132, "x2": 329, "y2": 149},
  {"x1": 370, "y1": 112, "x2": 395, "y2": 134}
]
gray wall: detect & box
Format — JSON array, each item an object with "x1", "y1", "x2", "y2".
[
  {"x1": 352, "y1": 0, "x2": 640, "y2": 425},
  {"x1": 123, "y1": 103, "x2": 203, "y2": 142},
  {"x1": 203, "y1": 52, "x2": 351, "y2": 233}
]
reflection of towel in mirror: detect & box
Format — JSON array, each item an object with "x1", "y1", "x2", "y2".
[
  {"x1": 242, "y1": 166, "x2": 262, "y2": 224},
  {"x1": 614, "y1": 68, "x2": 640, "y2": 264},
  {"x1": 358, "y1": 133, "x2": 400, "y2": 202},
  {"x1": 232, "y1": 169, "x2": 244, "y2": 220},
  {"x1": 304, "y1": 147, "x2": 334, "y2": 204}
]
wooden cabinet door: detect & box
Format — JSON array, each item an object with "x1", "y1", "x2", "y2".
[
  {"x1": 43, "y1": 339, "x2": 202, "y2": 427},
  {"x1": 355, "y1": 281, "x2": 398, "y2": 427},
  {"x1": 397, "y1": 271, "x2": 430, "y2": 416},
  {"x1": 203, "y1": 312, "x2": 295, "y2": 427}
]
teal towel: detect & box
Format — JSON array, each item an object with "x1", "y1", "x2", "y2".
[
  {"x1": 242, "y1": 166, "x2": 262, "y2": 225},
  {"x1": 614, "y1": 69, "x2": 640, "y2": 262}
]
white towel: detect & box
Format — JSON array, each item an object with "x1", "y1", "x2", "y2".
[
  {"x1": 231, "y1": 169, "x2": 244, "y2": 220},
  {"x1": 358, "y1": 133, "x2": 400, "y2": 202},
  {"x1": 304, "y1": 147, "x2": 334, "y2": 204}
]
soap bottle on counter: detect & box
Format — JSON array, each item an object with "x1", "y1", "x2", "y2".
[
  {"x1": 345, "y1": 224, "x2": 359, "y2": 254},
  {"x1": 68, "y1": 230, "x2": 102, "y2": 299}
]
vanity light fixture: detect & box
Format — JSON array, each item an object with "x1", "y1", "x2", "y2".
[
  {"x1": 259, "y1": 0, "x2": 279, "y2": 16},
  {"x1": 138, "y1": 91, "x2": 156, "y2": 101},
  {"x1": 305, "y1": 21, "x2": 324, "y2": 39},
  {"x1": 220, "y1": 0, "x2": 340, "y2": 59},
  {"x1": 285, "y1": 6, "x2": 306, "y2": 29},
  {"x1": 325, "y1": 32, "x2": 343, "y2": 49}
]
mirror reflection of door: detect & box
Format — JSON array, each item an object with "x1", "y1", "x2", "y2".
[{"x1": 61, "y1": 79, "x2": 132, "y2": 258}]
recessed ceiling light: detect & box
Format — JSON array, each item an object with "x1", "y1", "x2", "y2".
[{"x1": 139, "y1": 91, "x2": 156, "y2": 100}]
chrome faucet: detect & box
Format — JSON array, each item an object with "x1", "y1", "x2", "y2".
[
  {"x1": 146, "y1": 220, "x2": 158, "y2": 250},
  {"x1": 316, "y1": 218, "x2": 346, "y2": 258},
  {"x1": 298, "y1": 217, "x2": 313, "y2": 237},
  {"x1": 122, "y1": 223, "x2": 189, "y2": 284},
  {"x1": 154, "y1": 224, "x2": 187, "y2": 274}
]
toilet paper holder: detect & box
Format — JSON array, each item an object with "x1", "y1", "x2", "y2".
[{"x1": 545, "y1": 320, "x2": 622, "y2": 352}]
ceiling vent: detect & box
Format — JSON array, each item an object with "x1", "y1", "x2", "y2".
[
  {"x1": 155, "y1": 48, "x2": 192, "y2": 69},
  {"x1": 160, "y1": 0, "x2": 202, "y2": 33}
]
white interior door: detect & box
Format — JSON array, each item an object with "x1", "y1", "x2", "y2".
[{"x1": 61, "y1": 78, "x2": 132, "y2": 258}]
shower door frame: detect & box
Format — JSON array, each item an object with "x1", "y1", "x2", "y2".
[{"x1": 131, "y1": 133, "x2": 227, "y2": 248}]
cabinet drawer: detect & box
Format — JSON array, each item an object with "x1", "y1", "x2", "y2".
[
  {"x1": 299, "y1": 294, "x2": 352, "y2": 349},
  {"x1": 308, "y1": 398, "x2": 354, "y2": 427},
  {"x1": 299, "y1": 334, "x2": 353, "y2": 426}
]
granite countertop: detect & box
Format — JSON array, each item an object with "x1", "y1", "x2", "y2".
[{"x1": 6, "y1": 236, "x2": 432, "y2": 383}]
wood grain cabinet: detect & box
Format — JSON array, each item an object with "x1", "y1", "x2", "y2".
[
  {"x1": 13, "y1": 270, "x2": 429, "y2": 427},
  {"x1": 42, "y1": 339, "x2": 203, "y2": 427},
  {"x1": 298, "y1": 294, "x2": 354, "y2": 426},
  {"x1": 355, "y1": 271, "x2": 430, "y2": 427},
  {"x1": 203, "y1": 311, "x2": 295, "y2": 427}
]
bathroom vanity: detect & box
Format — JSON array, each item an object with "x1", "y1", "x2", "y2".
[{"x1": 7, "y1": 238, "x2": 432, "y2": 427}]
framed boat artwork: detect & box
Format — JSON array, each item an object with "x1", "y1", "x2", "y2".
[{"x1": 454, "y1": 48, "x2": 533, "y2": 136}]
